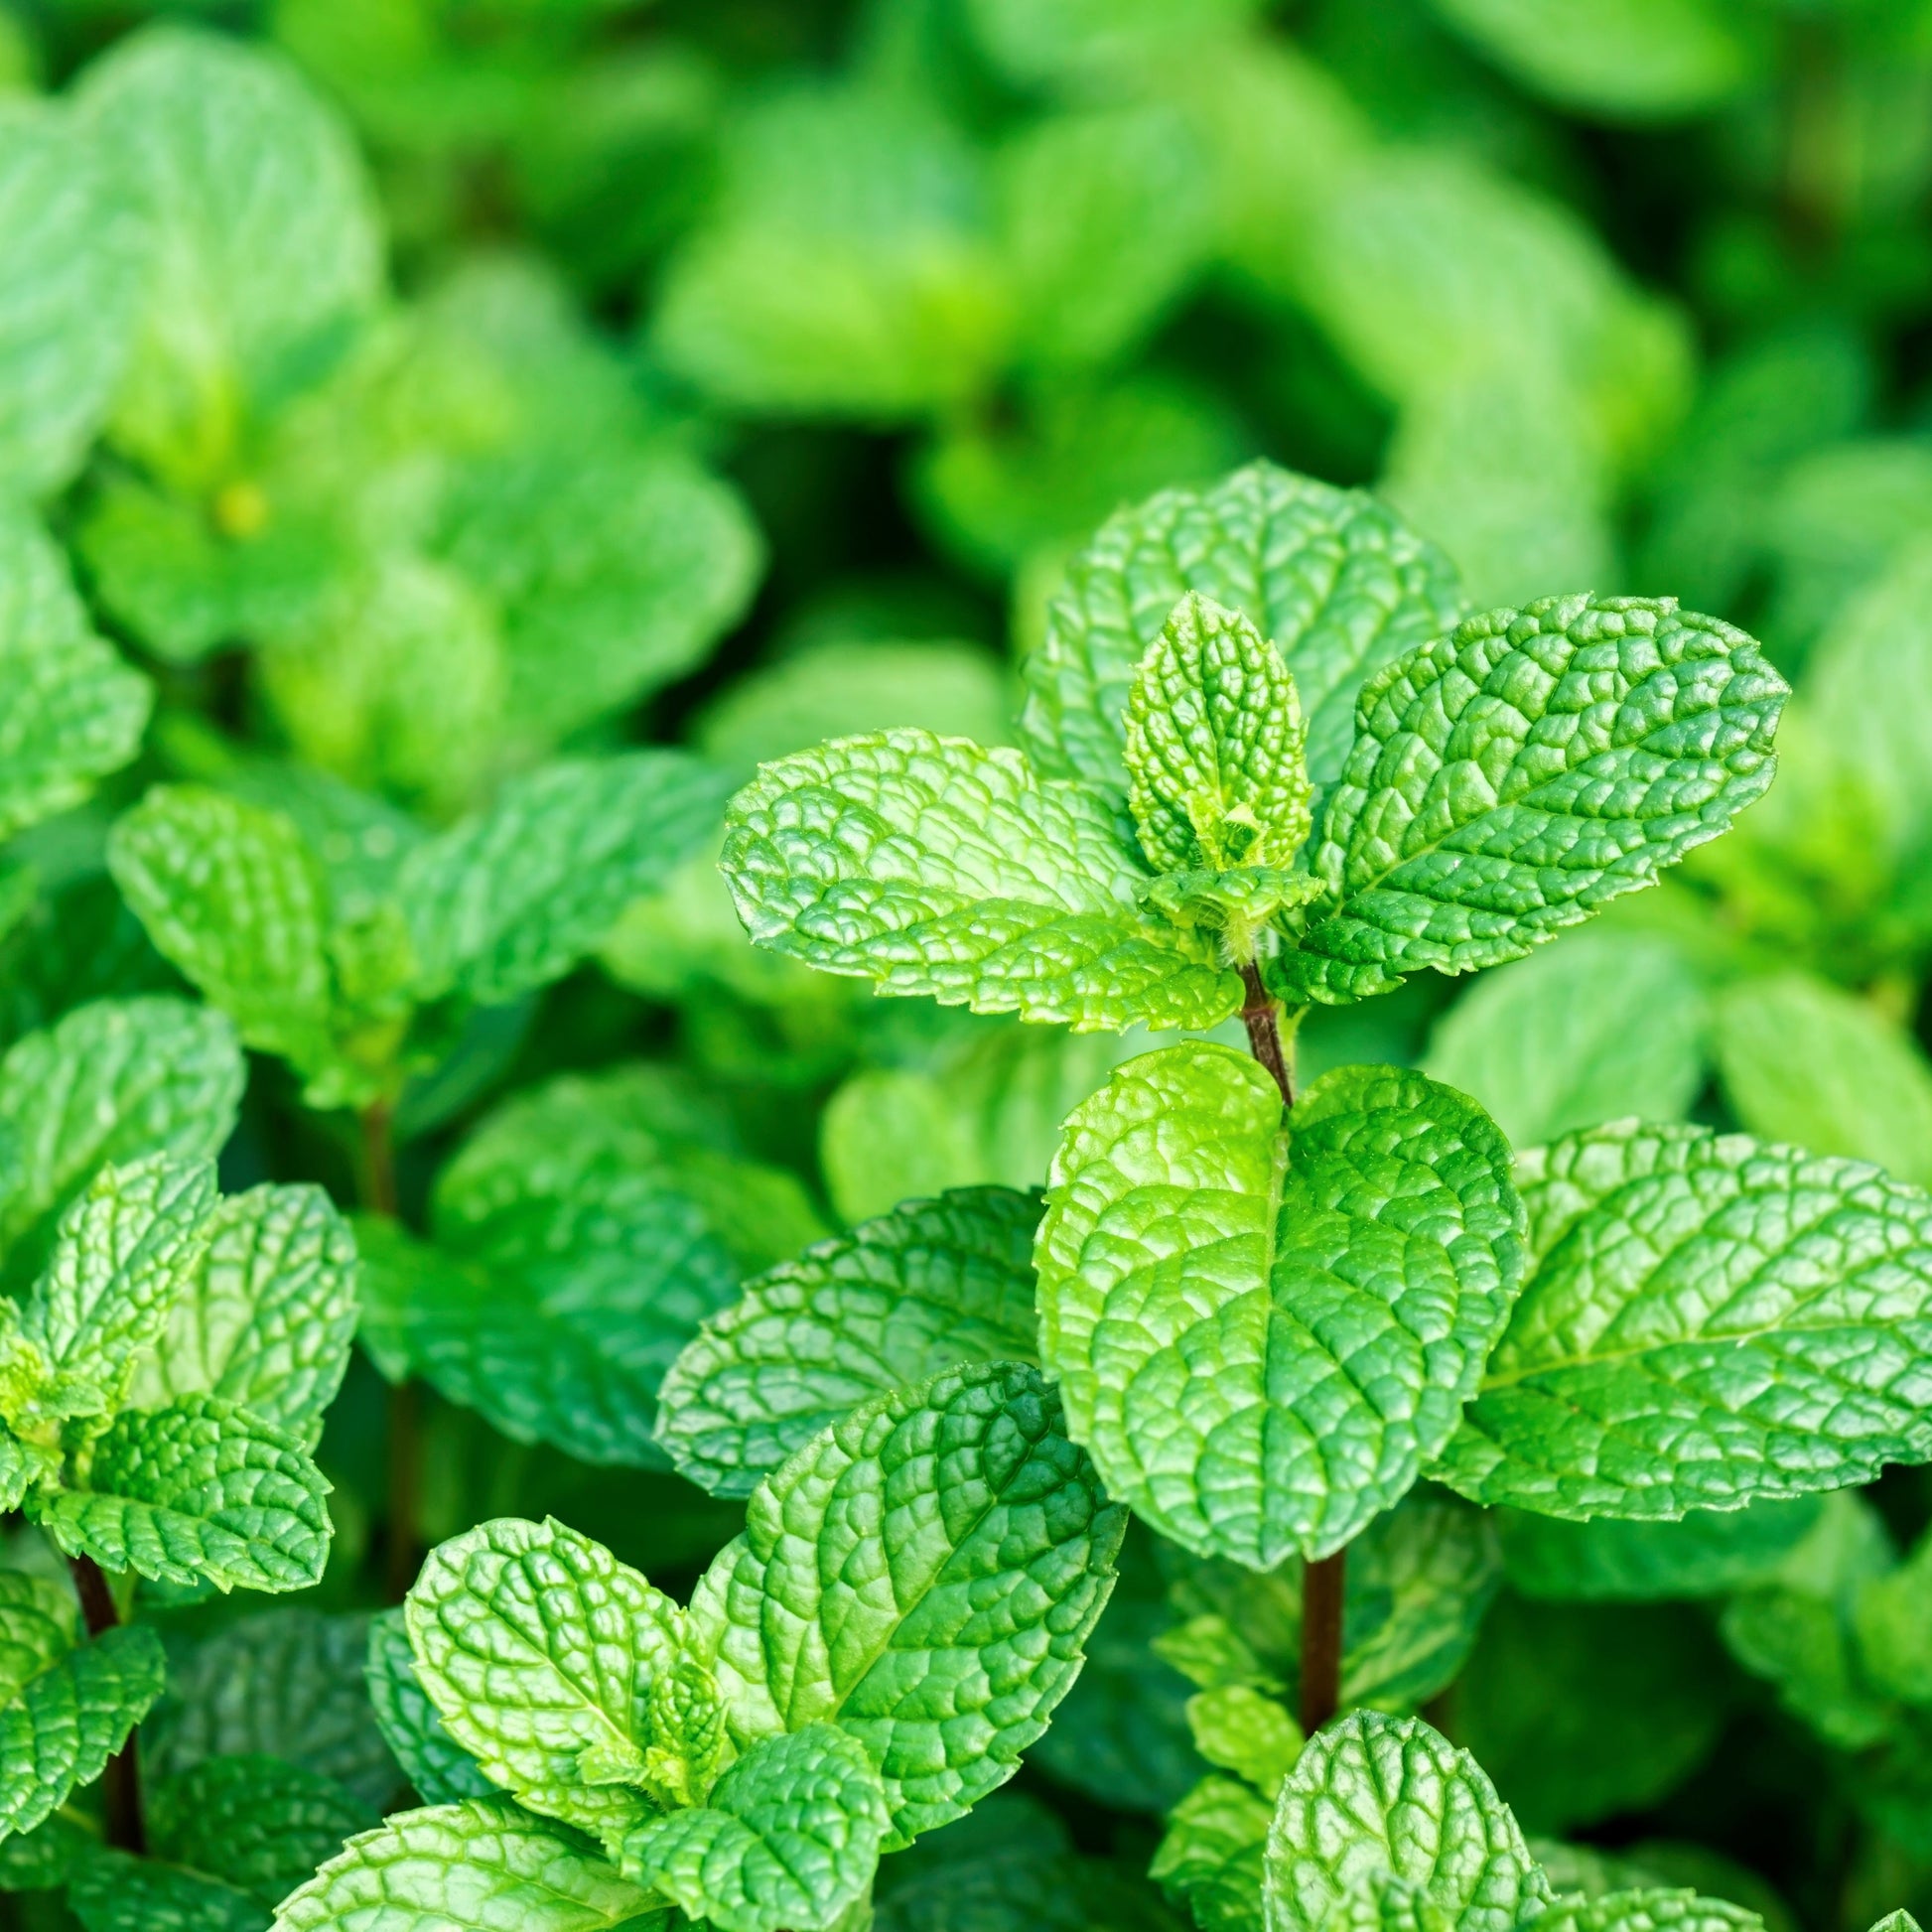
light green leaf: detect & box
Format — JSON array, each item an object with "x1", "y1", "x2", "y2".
[
  {"x1": 622, "y1": 1725, "x2": 889, "y2": 1932},
  {"x1": 0, "y1": 997, "x2": 242, "y2": 1261},
  {"x1": 966, "y1": 0, "x2": 1265, "y2": 83},
  {"x1": 1715, "y1": 974, "x2": 1932, "y2": 1189},
  {"x1": 65, "y1": 1850, "x2": 261, "y2": 1932},
  {"x1": 818, "y1": 1068, "x2": 981, "y2": 1226},
  {"x1": 107, "y1": 785, "x2": 335, "y2": 1072},
  {"x1": 1125, "y1": 594, "x2": 1312, "y2": 875},
  {"x1": 405, "y1": 1515, "x2": 695, "y2": 1844},
  {"x1": 272, "y1": 1797, "x2": 663, "y2": 1932},
  {"x1": 1854, "y1": 1523, "x2": 1932, "y2": 1705},
  {"x1": 1152, "y1": 1775, "x2": 1273, "y2": 1932},
  {"x1": 127, "y1": 1182, "x2": 358, "y2": 1445},
  {"x1": 78, "y1": 25, "x2": 381, "y2": 491},
  {"x1": 401, "y1": 752, "x2": 729, "y2": 1008},
  {"x1": 1867, "y1": 1914, "x2": 1924, "y2": 1932},
  {"x1": 1022, "y1": 462, "x2": 1463, "y2": 793},
  {"x1": 1529, "y1": 1894, "x2": 1766, "y2": 1932},
  {"x1": 35, "y1": 1394, "x2": 331, "y2": 1592},
  {"x1": 0, "y1": 1574, "x2": 166, "y2": 1842},
  {"x1": 17, "y1": 1155, "x2": 216, "y2": 1413},
  {"x1": 1422, "y1": 932, "x2": 1707, "y2": 1150},
  {"x1": 1037, "y1": 1043, "x2": 1523, "y2": 1568},
  {"x1": 654, "y1": 1185, "x2": 1040, "y2": 1497},
  {"x1": 1437, "y1": 1120, "x2": 1932, "y2": 1518},
  {"x1": 691, "y1": 1360, "x2": 1125, "y2": 1846},
  {"x1": 1279, "y1": 597, "x2": 1786, "y2": 1004},
  {"x1": 1186, "y1": 1686, "x2": 1303, "y2": 1796},
  {"x1": 365, "y1": 1606, "x2": 495, "y2": 1808},
  {"x1": 721, "y1": 729, "x2": 1238, "y2": 1032},
  {"x1": 0, "y1": 509, "x2": 150, "y2": 841},
  {"x1": 1262, "y1": 1712, "x2": 1550, "y2": 1932},
  {"x1": 0, "y1": 101, "x2": 139, "y2": 495}
]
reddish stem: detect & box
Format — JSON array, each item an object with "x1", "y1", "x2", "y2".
[{"x1": 70, "y1": 1557, "x2": 144, "y2": 1854}]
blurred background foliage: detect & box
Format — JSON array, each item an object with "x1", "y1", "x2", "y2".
[{"x1": 8, "y1": 0, "x2": 1932, "y2": 1928}]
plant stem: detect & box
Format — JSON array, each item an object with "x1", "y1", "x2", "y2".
[
  {"x1": 359, "y1": 1101, "x2": 420, "y2": 1603},
  {"x1": 1237, "y1": 960, "x2": 1344, "y2": 1730},
  {"x1": 69, "y1": 1557, "x2": 144, "y2": 1855}
]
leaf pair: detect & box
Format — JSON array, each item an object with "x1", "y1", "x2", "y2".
[
  {"x1": 286, "y1": 1360, "x2": 1122, "y2": 1932},
  {"x1": 0, "y1": 1154, "x2": 352, "y2": 1594},
  {"x1": 109, "y1": 753, "x2": 728, "y2": 1107},
  {"x1": 722, "y1": 463, "x2": 1784, "y2": 1030}
]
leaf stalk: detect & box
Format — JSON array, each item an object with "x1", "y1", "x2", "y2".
[{"x1": 69, "y1": 1555, "x2": 144, "y2": 1855}]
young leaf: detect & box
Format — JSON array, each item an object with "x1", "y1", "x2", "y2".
[
  {"x1": 654, "y1": 1185, "x2": 1041, "y2": 1496},
  {"x1": 35, "y1": 1394, "x2": 332, "y2": 1591},
  {"x1": 272, "y1": 1797, "x2": 663, "y2": 1932},
  {"x1": 1152, "y1": 1775, "x2": 1274, "y2": 1932},
  {"x1": 621, "y1": 1724, "x2": 890, "y2": 1932},
  {"x1": 1278, "y1": 596, "x2": 1787, "y2": 1004},
  {"x1": 1187, "y1": 1685, "x2": 1304, "y2": 1795},
  {"x1": 365, "y1": 1607, "x2": 495, "y2": 1807},
  {"x1": 1023, "y1": 462, "x2": 1464, "y2": 793},
  {"x1": 1436, "y1": 1121, "x2": 1932, "y2": 1518},
  {"x1": 405, "y1": 1515, "x2": 693, "y2": 1844},
  {"x1": 1124, "y1": 594, "x2": 1312, "y2": 873},
  {"x1": 1263, "y1": 1711, "x2": 1550, "y2": 1932},
  {"x1": 127, "y1": 1182, "x2": 359, "y2": 1445},
  {"x1": 720, "y1": 729, "x2": 1240, "y2": 1032},
  {"x1": 107, "y1": 785, "x2": 336, "y2": 1072},
  {"x1": 0, "y1": 509, "x2": 150, "y2": 841},
  {"x1": 0, "y1": 1572, "x2": 166, "y2": 1842},
  {"x1": 691, "y1": 1360, "x2": 1126, "y2": 1846},
  {"x1": 401, "y1": 752, "x2": 730, "y2": 1008},
  {"x1": 1036, "y1": 1043, "x2": 1524, "y2": 1568}
]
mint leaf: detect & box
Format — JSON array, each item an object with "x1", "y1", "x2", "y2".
[
  {"x1": 401, "y1": 752, "x2": 729, "y2": 1008},
  {"x1": 654, "y1": 1184, "x2": 1041, "y2": 1496},
  {"x1": 405, "y1": 1515, "x2": 698, "y2": 1844},
  {"x1": 0, "y1": 1572, "x2": 166, "y2": 1842},
  {"x1": 65, "y1": 1850, "x2": 260, "y2": 1932},
  {"x1": 1279, "y1": 596, "x2": 1786, "y2": 1004},
  {"x1": 1022, "y1": 462, "x2": 1463, "y2": 793},
  {"x1": 1263, "y1": 1711, "x2": 1550, "y2": 1932},
  {"x1": 0, "y1": 998, "x2": 242, "y2": 1260},
  {"x1": 692, "y1": 1360, "x2": 1125, "y2": 1846},
  {"x1": 1125, "y1": 594, "x2": 1312, "y2": 875},
  {"x1": 1037, "y1": 1044, "x2": 1523, "y2": 1567},
  {"x1": 272, "y1": 1797, "x2": 661, "y2": 1932},
  {"x1": 128, "y1": 1182, "x2": 358, "y2": 1445},
  {"x1": 1186, "y1": 1686, "x2": 1303, "y2": 1795},
  {"x1": 1436, "y1": 1120, "x2": 1932, "y2": 1517},
  {"x1": 77, "y1": 25, "x2": 381, "y2": 495},
  {"x1": 1526, "y1": 1892, "x2": 1767, "y2": 1932},
  {"x1": 1153, "y1": 1775, "x2": 1273, "y2": 1932},
  {"x1": 0, "y1": 509, "x2": 150, "y2": 841},
  {"x1": 35, "y1": 1394, "x2": 331, "y2": 1591},
  {"x1": 107, "y1": 786, "x2": 335, "y2": 1072},
  {"x1": 365, "y1": 1606, "x2": 494, "y2": 1808},
  {"x1": 720, "y1": 729, "x2": 1238, "y2": 1031},
  {"x1": 622, "y1": 1724, "x2": 889, "y2": 1932}
]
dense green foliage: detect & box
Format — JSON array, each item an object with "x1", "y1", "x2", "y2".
[{"x1": 2, "y1": 1, "x2": 1932, "y2": 1929}]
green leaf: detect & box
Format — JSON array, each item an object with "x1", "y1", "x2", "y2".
[
  {"x1": 77, "y1": 25, "x2": 381, "y2": 491},
  {"x1": 691, "y1": 1360, "x2": 1125, "y2": 1846},
  {"x1": 621, "y1": 1725, "x2": 889, "y2": 1932},
  {"x1": 405, "y1": 1515, "x2": 698, "y2": 1844},
  {"x1": 65, "y1": 1850, "x2": 261, "y2": 1932},
  {"x1": 1125, "y1": 594, "x2": 1313, "y2": 875},
  {"x1": 1853, "y1": 1523, "x2": 1932, "y2": 1705},
  {"x1": 0, "y1": 997, "x2": 243, "y2": 1261},
  {"x1": 1278, "y1": 597, "x2": 1786, "y2": 1005},
  {"x1": 1262, "y1": 1711, "x2": 1550, "y2": 1932},
  {"x1": 1152, "y1": 1775, "x2": 1273, "y2": 1932},
  {"x1": 720, "y1": 729, "x2": 1238, "y2": 1032},
  {"x1": 654, "y1": 1185, "x2": 1041, "y2": 1497},
  {"x1": 365, "y1": 1606, "x2": 495, "y2": 1808},
  {"x1": 0, "y1": 1573, "x2": 166, "y2": 1841},
  {"x1": 1037, "y1": 1043, "x2": 1523, "y2": 1568},
  {"x1": 127, "y1": 1181, "x2": 359, "y2": 1445},
  {"x1": 0, "y1": 510, "x2": 150, "y2": 841},
  {"x1": 1527, "y1": 1894, "x2": 1767, "y2": 1932},
  {"x1": 107, "y1": 786, "x2": 335, "y2": 1072},
  {"x1": 0, "y1": 101, "x2": 139, "y2": 495},
  {"x1": 1187, "y1": 1686, "x2": 1303, "y2": 1795},
  {"x1": 401, "y1": 752, "x2": 729, "y2": 1008},
  {"x1": 35, "y1": 1394, "x2": 331, "y2": 1592},
  {"x1": 1022, "y1": 462, "x2": 1463, "y2": 794},
  {"x1": 1436, "y1": 1120, "x2": 1932, "y2": 1518},
  {"x1": 272, "y1": 1797, "x2": 663, "y2": 1932},
  {"x1": 1714, "y1": 973, "x2": 1932, "y2": 1188},
  {"x1": 818, "y1": 1069, "x2": 982, "y2": 1226},
  {"x1": 1422, "y1": 931, "x2": 1707, "y2": 1151}
]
